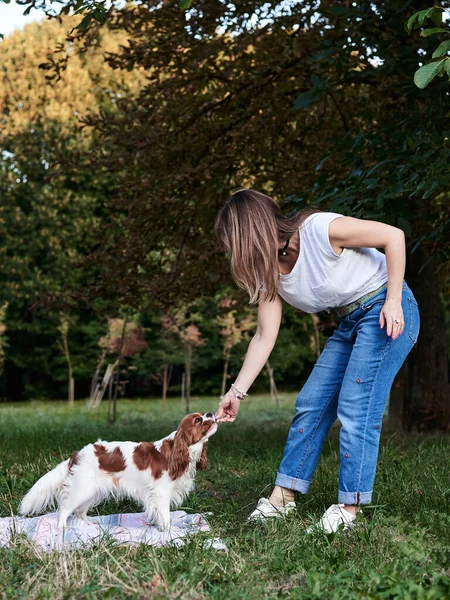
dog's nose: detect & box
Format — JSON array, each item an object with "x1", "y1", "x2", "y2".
[{"x1": 205, "y1": 412, "x2": 213, "y2": 418}]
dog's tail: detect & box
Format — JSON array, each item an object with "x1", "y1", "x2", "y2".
[{"x1": 19, "y1": 459, "x2": 70, "y2": 516}]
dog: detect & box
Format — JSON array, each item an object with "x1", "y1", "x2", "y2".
[{"x1": 19, "y1": 412, "x2": 217, "y2": 531}]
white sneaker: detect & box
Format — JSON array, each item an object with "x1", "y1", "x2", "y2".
[
  {"x1": 306, "y1": 503, "x2": 360, "y2": 534},
  {"x1": 247, "y1": 497, "x2": 296, "y2": 523}
]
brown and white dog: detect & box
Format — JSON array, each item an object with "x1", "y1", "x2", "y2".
[{"x1": 20, "y1": 412, "x2": 217, "y2": 531}]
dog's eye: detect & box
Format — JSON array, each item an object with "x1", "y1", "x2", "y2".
[{"x1": 194, "y1": 417, "x2": 202, "y2": 424}]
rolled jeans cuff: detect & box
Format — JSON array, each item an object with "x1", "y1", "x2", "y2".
[
  {"x1": 338, "y1": 490, "x2": 372, "y2": 505},
  {"x1": 275, "y1": 472, "x2": 310, "y2": 494}
]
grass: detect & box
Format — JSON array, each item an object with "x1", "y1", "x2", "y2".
[{"x1": 0, "y1": 395, "x2": 449, "y2": 599}]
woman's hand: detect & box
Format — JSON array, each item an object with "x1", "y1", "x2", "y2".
[
  {"x1": 379, "y1": 298, "x2": 404, "y2": 340},
  {"x1": 215, "y1": 390, "x2": 241, "y2": 423}
]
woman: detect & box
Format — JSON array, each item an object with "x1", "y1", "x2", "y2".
[{"x1": 214, "y1": 189, "x2": 420, "y2": 533}]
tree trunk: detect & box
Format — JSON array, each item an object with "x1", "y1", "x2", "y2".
[
  {"x1": 404, "y1": 247, "x2": 450, "y2": 431},
  {"x1": 181, "y1": 372, "x2": 185, "y2": 405},
  {"x1": 90, "y1": 349, "x2": 107, "y2": 401},
  {"x1": 185, "y1": 343, "x2": 192, "y2": 413},
  {"x1": 167, "y1": 364, "x2": 173, "y2": 389},
  {"x1": 111, "y1": 317, "x2": 128, "y2": 423},
  {"x1": 92, "y1": 362, "x2": 115, "y2": 408},
  {"x1": 266, "y1": 361, "x2": 280, "y2": 406},
  {"x1": 221, "y1": 349, "x2": 230, "y2": 397},
  {"x1": 107, "y1": 369, "x2": 114, "y2": 421},
  {"x1": 59, "y1": 323, "x2": 74, "y2": 408},
  {"x1": 67, "y1": 361, "x2": 74, "y2": 408},
  {"x1": 69, "y1": 376, "x2": 75, "y2": 408},
  {"x1": 162, "y1": 361, "x2": 168, "y2": 411},
  {"x1": 112, "y1": 367, "x2": 120, "y2": 423}
]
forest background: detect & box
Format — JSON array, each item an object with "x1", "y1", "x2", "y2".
[{"x1": 0, "y1": 0, "x2": 449, "y2": 431}]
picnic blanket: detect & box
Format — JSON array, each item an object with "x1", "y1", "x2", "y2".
[{"x1": 0, "y1": 511, "x2": 227, "y2": 552}]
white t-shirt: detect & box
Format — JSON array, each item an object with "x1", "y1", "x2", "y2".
[{"x1": 277, "y1": 213, "x2": 388, "y2": 313}]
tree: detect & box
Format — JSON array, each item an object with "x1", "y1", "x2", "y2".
[
  {"x1": 161, "y1": 306, "x2": 205, "y2": 411},
  {"x1": 406, "y1": 6, "x2": 450, "y2": 88},
  {"x1": 0, "y1": 18, "x2": 146, "y2": 137},
  {"x1": 0, "y1": 303, "x2": 8, "y2": 384},
  {"x1": 90, "y1": 316, "x2": 147, "y2": 418},
  {"x1": 217, "y1": 298, "x2": 255, "y2": 397},
  {"x1": 0, "y1": 121, "x2": 103, "y2": 399},
  {"x1": 181, "y1": 323, "x2": 205, "y2": 412},
  {"x1": 0, "y1": 0, "x2": 193, "y2": 40},
  {"x1": 288, "y1": 2, "x2": 449, "y2": 429},
  {"x1": 79, "y1": 0, "x2": 447, "y2": 429},
  {"x1": 0, "y1": 17, "x2": 146, "y2": 399},
  {"x1": 159, "y1": 311, "x2": 184, "y2": 410},
  {"x1": 1, "y1": 1, "x2": 448, "y2": 426},
  {"x1": 57, "y1": 315, "x2": 75, "y2": 407}
]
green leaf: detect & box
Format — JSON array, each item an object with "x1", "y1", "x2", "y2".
[
  {"x1": 93, "y1": 9, "x2": 107, "y2": 23},
  {"x1": 180, "y1": 0, "x2": 192, "y2": 8},
  {"x1": 414, "y1": 58, "x2": 446, "y2": 89},
  {"x1": 366, "y1": 159, "x2": 393, "y2": 176},
  {"x1": 1, "y1": 0, "x2": 11, "y2": 4},
  {"x1": 311, "y1": 47, "x2": 336, "y2": 63},
  {"x1": 0, "y1": 33, "x2": 3, "y2": 39},
  {"x1": 432, "y1": 40, "x2": 450, "y2": 58},
  {"x1": 72, "y1": 13, "x2": 93, "y2": 32},
  {"x1": 418, "y1": 7, "x2": 439, "y2": 25},
  {"x1": 293, "y1": 75, "x2": 328, "y2": 110},
  {"x1": 420, "y1": 28, "x2": 448, "y2": 37},
  {"x1": 445, "y1": 59, "x2": 450, "y2": 78},
  {"x1": 405, "y1": 13, "x2": 417, "y2": 34},
  {"x1": 293, "y1": 90, "x2": 316, "y2": 110},
  {"x1": 417, "y1": 9, "x2": 430, "y2": 25},
  {"x1": 406, "y1": 137, "x2": 416, "y2": 151},
  {"x1": 315, "y1": 156, "x2": 329, "y2": 171},
  {"x1": 428, "y1": 6, "x2": 444, "y2": 27},
  {"x1": 422, "y1": 180, "x2": 439, "y2": 199}
]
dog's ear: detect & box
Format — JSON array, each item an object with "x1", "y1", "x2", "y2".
[
  {"x1": 169, "y1": 428, "x2": 190, "y2": 479},
  {"x1": 197, "y1": 442, "x2": 208, "y2": 471}
]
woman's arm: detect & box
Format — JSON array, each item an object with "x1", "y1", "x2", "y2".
[
  {"x1": 329, "y1": 216, "x2": 405, "y2": 340},
  {"x1": 215, "y1": 295, "x2": 283, "y2": 423}
]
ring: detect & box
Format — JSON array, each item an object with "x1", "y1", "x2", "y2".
[{"x1": 394, "y1": 319, "x2": 400, "y2": 324}]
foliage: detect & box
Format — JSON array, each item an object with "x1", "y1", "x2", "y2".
[
  {"x1": 0, "y1": 120, "x2": 105, "y2": 397},
  {"x1": 56, "y1": 0, "x2": 446, "y2": 310},
  {"x1": 282, "y1": 3, "x2": 450, "y2": 252},
  {"x1": 0, "y1": 18, "x2": 145, "y2": 136},
  {"x1": 57, "y1": 313, "x2": 75, "y2": 405},
  {"x1": 217, "y1": 295, "x2": 255, "y2": 395},
  {"x1": 160, "y1": 304, "x2": 206, "y2": 408},
  {"x1": 100, "y1": 317, "x2": 147, "y2": 358},
  {"x1": 217, "y1": 299, "x2": 255, "y2": 355},
  {"x1": 0, "y1": 0, "x2": 194, "y2": 39},
  {"x1": 0, "y1": 398, "x2": 448, "y2": 598},
  {"x1": 284, "y1": 2, "x2": 450, "y2": 428},
  {"x1": 405, "y1": 6, "x2": 450, "y2": 88},
  {"x1": 0, "y1": 17, "x2": 146, "y2": 398},
  {"x1": 0, "y1": 2, "x2": 448, "y2": 428},
  {"x1": 0, "y1": 303, "x2": 8, "y2": 377}
]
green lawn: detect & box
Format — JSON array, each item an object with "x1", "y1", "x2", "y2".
[{"x1": 0, "y1": 396, "x2": 449, "y2": 599}]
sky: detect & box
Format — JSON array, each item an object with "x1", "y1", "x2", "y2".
[{"x1": 0, "y1": 0, "x2": 45, "y2": 37}]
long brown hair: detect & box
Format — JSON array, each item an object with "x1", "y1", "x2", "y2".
[{"x1": 214, "y1": 189, "x2": 320, "y2": 304}]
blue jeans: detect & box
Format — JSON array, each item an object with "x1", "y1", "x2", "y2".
[{"x1": 275, "y1": 282, "x2": 420, "y2": 504}]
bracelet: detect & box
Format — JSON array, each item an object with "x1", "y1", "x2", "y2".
[{"x1": 230, "y1": 383, "x2": 248, "y2": 400}]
